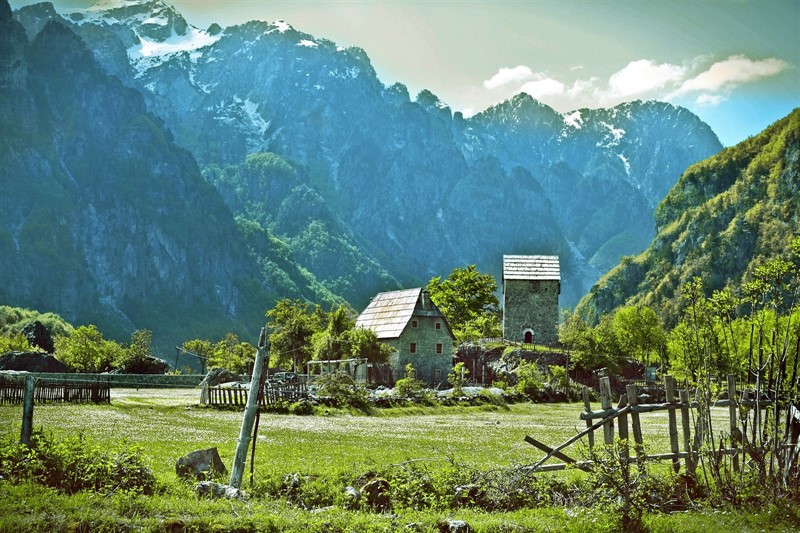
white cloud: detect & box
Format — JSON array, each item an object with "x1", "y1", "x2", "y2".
[
  {"x1": 677, "y1": 55, "x2": 790, "y2": 94},
  {"x1": 695, "y1": 94, "x2": 725, "y2": 107},
  {"x1": 607, "y1": 59, "x2": 687, "y2": 98},
  {"x1": 483, "y1": 65, "x2": 534, "y2": 89},
  {"x1": 520, "y1": 77, "x2": 565, "y2": 99}
]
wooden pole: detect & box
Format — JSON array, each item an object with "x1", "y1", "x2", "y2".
[
  {"x1": 679, "y1": 389, "x2": 694, "y2": 473},
  {"x1": 666, "y1": 375, "x2": 680, "y2": 473},
  {"x1": 626, "y1": 384, "x2": 644, "y2": 457},
  {"x1": 728, "y1": 374, "x2": 740, "y2": 472},
  {"x1": 229, "y1": 328, "x2": 268, "y2": 489},
  {"x1": 582, "y1": 386, "x2": 595, "y2": 450},
  {"x1": 20, "y1": 376, "x2": 35, "y2": 447},
  {"x1": 618, "y1": 393, "x2": 629, "y2": 462},
  {"x1": 600, "y1": 377, "x2": 614, "y2": 445}
]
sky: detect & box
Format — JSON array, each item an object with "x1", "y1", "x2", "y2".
[{"x1": 10, "y1": 0, "x2": 800, "y2": 146}]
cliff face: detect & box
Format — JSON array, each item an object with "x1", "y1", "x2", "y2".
[{"x1": 0, "y1": 8, "x2": 337, "y2": 349}]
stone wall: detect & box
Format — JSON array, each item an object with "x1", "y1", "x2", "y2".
[
  {"x1": 1, "y1": 372, "x2": 206, "y2": 388},
  {"x1": 503, "y1": 279, "x2": 559, "y2": 344},
  {"x1": 386, "y1": 314, "x2": 453, "y2": 387}
]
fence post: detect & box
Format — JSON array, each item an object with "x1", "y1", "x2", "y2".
[
  {"x1": 728, "y1": 374, "x2": 740, "y2": 473},
  {"x1": 618, "y1": 393, "x2": 629, "y2": 461},
  {"x1": 679, "y1": 389, "x2": 694, "y2": 473},
  {"x1": 230, "y1": 329, "x2": 268, "y2": 489},
  {"x1": 20, "y1": 376, "x2": 35, "y2": 447},
  {"x1": 626, "y1": 384, "x2": 644, "y2": 457},
  {"x1": 600, "y1": 377, "x2": 614, "y2": 445},
  {"x1": 665, "y1": 375, "x2": 680, "y2": 473},
  {"x1": 582, "y1": 386, "x2": 595, "y2": 450}
]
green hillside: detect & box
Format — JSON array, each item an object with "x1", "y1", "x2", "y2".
[{"x1": 577, "y1": 109, "x2": 800, "y2": 325}]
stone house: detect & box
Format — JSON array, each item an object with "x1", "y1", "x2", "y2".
[
  {"x1": 355, "y1": 288, "x2": 454, "y2": 386},
  {"x1": 502, "y1": 255, "x2": 560, "y2": 345}
]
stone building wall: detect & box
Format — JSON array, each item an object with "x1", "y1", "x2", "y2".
[
  {"x1": 385, "y1": 314, "x2": 453, "y2": 386},
  {"x1": 503, "y1": 279, "x2": 559, "y2": 344}
]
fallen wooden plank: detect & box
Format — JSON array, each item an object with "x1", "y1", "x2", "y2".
[{"x1": 524, "y1": 436, "x2": 592, "y2": 471}]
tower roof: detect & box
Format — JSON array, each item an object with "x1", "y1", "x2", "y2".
[{"x1": 503, "y1": 255, "x2": 560, "y2": 282}]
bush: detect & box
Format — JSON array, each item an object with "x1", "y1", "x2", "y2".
[
  {"x1": 313, "y1": 371, "x2": 369, "y2": 411},
  {"x1": 0, "y1": 431, "x2": 157, "y2": 495},
  {"x1": 394, "y1": 363, "x2": 424, "y2": 398}
]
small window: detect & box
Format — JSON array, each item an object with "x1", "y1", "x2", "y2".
[
  {"x1": 436, "y1": 343, "x2": 443, "y2": 354},
  {"x1": 409, "y1": 343, "x2": 417, "y2": 354},
  {"x1": 435, "y1": 322, "x2": 441, "y2": 330},
  {"x1": 411, "y1": 320, "x2": 418, "y2": 328}
]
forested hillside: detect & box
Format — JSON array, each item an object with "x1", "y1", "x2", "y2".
[{"x1": 577, "y1": 109, "x2": 800, "y2": 325}]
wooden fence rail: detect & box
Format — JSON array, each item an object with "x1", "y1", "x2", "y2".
[
  {"x1": 204, "y1": 382, "x2": 308, "y2": 408},
  {"x1": 526, "y1": 374, "x2": 782, "y2": 475},
  {"x1": 0, "y1": 380, "x2": 110, "y2": 404}
]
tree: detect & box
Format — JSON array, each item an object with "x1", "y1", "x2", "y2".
[
  {"x1": 54, "y1": 325, "x2": 123, "y2": 373},
  {"x1": 612, "y1": 306, "x2": 665, "y2": 367},
  {"x1": 348, "y1": 327, "x2": 393, "y2": 365},
  {"x1": 208, "y1": 333, "x2": 255, "y2": 374},
  {"x1": 311, "y1": 305, "x2": 355, "y2": 361},
  {"x1": 427, "y1": 265, "x2": 501, "y2": 341},
  {"x1": 116, "y1": 329, "x2": 153, "y2": 370},
  {"x1": 266, "y1": 298, "x2": 318, "y2": 371}
]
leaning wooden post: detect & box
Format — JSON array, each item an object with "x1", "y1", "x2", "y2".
[
  {"x1": 728, "y1": 374, "x2": 740, "y2": 473},
  {"x1": 582, "y1": 386, "x2": 595, "y2": 450},
  {"x1": 20, "y1": 375, "x2": 36, "y2": 447},
  {"x1": 600, "y1": 377, "x2": 614, "y2": 445},
  {"x1": 626, "y1": 384, "x2": 644, "y2": 457},
  {"x1": 666, "y1": 375, "x2": 680, "y2": 473},
  {"x1": 618, "y1": 393, "x2": 629, "y2": 461},
  {"x1": 229, "y1": 327, "x2": 268, "y2": 489},
  {"x1": 679, "y1": 389, "x2": 694, "y2": 474}
]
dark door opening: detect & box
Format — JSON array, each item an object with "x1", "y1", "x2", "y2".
[{"x1": 524, "y1": 331, "x2": 533, "y2": 344}]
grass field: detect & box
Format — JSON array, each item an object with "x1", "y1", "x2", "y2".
[{"x1": 0, "y1": 389, "x2": 796, "y2": 532}]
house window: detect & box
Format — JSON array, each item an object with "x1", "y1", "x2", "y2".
[
  {"x1": 435, "y1": 322, "x2": 441, "y2": 330},
  {"x1": 409, "y1": 343, "x2": 416, "y2": 354},
  {"x1": 436, "y1": 343, "x2": 443, "y2": 354},
  {"x1": 412, "y1": 320, "x2": 418, "y2": 328}
]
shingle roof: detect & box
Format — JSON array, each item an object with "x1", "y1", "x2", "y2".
[
  {"x1": 355, "y1": 288, "x2": 422, "y2": 340},
  {"x1": 503, "y1": 255, "x2": 561, "y2": 281}
]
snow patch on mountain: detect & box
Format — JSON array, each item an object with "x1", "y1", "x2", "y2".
[
  {"x1": 597, "y1": 121, "x2": 625, "y2": 147},
  {"x1": 618, "y1": 153, "x2": 631, "y2": 175},
  {"x1": 298, "y1": 39, "x2": 318, "y2": 48},
  {"x1": 563, "y1": 110, "x2": 583, "y2": 129}
]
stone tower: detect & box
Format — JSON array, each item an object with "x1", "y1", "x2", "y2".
[{"x1": 502, "y1": 255, "x2": 560, "y2": 345}]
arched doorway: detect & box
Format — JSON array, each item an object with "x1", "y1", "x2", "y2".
[{"x1": 523, "y1": 330, "x2": 534, "y2": 344}]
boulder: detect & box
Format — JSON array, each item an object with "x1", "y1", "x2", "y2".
[
  {"x1": 0, "y1": 351, "x2": 68, "y2": 372},
  {"x1": 176, "y1": 447, "x2": 228, "y2": 481},
  {"x1": 22, "y1": 321, "x2": 54, "y2": 353},
  {"x1": 195, "y1": 481, "x2": 246, "y2": 500},
  {"x1": 360, "y1": 477, "x2": 391, "y2": 511},
  {"x1": 120, "y1": 356, "x2": 170, "y2": 374}
]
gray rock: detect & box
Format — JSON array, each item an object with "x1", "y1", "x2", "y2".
[
  {"x1": 437, "y1": 518, "x2": 471, "y2": 533},
  {"x1": 176, "y1": 447, "x2": 228, "y2": 481},
  {"x1": 195, "y1": 481, "x2": 246, "y2": 500}
]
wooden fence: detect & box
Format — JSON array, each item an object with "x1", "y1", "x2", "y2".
[
  {"x1": 0, "y1": 379, "x2": 110, "y2": 404},
  {"x1": 203, "y1": 382, "x2": 308, "y2": 408},
  {"x1": 525, "y1": 374, "x2": 779, "y2": 474}
]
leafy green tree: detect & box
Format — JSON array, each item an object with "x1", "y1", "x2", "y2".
[
  {"x1": 115, "y1": 329, "x2": 153, "y2": 370},
  {"x1": 311, "y1": 305, "x2": 355, "y2": 361},
  {"x1": 427, "y1": 265, "x2": 501, "y2": 341},
  {"x1": 54, "y1": 325, "x2": 123, "y2": 373},
  {"x1": 0, "y1": 332, "x2": 31, "y2": 353},
  {"x1": 612, "y1": 306, "x2": 665, "y2": 367},
  {"x1": 348, "y1": 327, "x2": 393, "y2": 364},
  {"x1": 208, "y1": 333, "x2": 256, "y2": 374},
  {"x1": 267, "y1": 298, "x2": 318, "y2": 371},
  {"x1": 181, "y1": 338, "x2": 215, "y2": 371}
]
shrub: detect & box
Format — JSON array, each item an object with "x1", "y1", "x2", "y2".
[
  {"x1": 514, "y1": 360, "x2": 546, "y2": 398},
  {"x1": 394, "y1": 363, "x2": 424, "y2": 398},
  {"x1": 313, "y1": 371, "x2": 369, "y2": 411},
  {"x1": 0, "y1": 431, "x2": 156, "y2": 495}
]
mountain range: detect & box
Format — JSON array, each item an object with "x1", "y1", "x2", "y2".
[
  {"x1": 577, "y1": 108, "x2": 800, "y2": 326},
  {"x1": 3, "y1": 0, "x2": 725, "y2": 351}
]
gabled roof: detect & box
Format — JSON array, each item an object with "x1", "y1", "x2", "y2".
[
  {"x1": 503, "y1": 255, "x2": 560, "y2": 281},
  {"x1": 355, "y1": 288, "x2": 422, "y2": 339}
]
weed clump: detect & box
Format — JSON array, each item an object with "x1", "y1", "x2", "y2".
[{"x1": 0, "y1": 430, "x2": 157, "y2": 495}]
